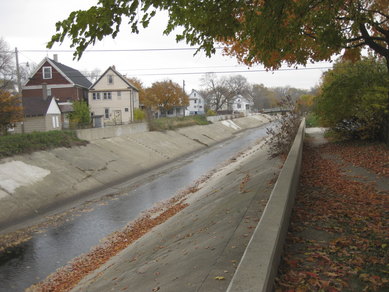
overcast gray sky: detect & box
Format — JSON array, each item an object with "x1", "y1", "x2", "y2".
[{"x1": 0, "y1": 0, "x2": 333, "y2": 92}]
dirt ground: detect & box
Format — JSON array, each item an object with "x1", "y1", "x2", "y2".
[{"x1": 275, "y1": 132, "x2": 389, "y2": 292}]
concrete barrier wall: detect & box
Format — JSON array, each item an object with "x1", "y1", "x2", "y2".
[
  {"x1": 206, "y1": 114, "x2": 240, "y2": 123},
  {"x1": 76, "y1": 122, "x2": 149, "y2": 141},
  {"x1": 227, "y1": 119, "x2": 305, "y2": 292}
]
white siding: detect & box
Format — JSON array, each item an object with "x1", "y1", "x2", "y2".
[{"x1": 89, "y1": 67, "x2": 139, "y2": 126}]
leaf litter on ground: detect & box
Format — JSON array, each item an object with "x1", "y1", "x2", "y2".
[{"x1": 275, "y1": 140, "x2": 389, "y2": 292}]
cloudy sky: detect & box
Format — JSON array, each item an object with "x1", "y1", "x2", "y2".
[{"x1": 1, "y1": 0, "x2": 333, "y2": 92}]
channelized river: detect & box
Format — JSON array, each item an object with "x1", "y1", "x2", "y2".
[{"x1": 0, "y1": 125, "x2": 269, "y2": 291}]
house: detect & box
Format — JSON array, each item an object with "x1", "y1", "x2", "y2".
[
  {"x1": 232, "y1": 95, "x2": 253, "y2": 114},
  {"x1": 186, "y1": 89, "x2": 205, "y2": 115},
  {"x1": 88, "y1": 66, "x2": 139, "y2": 126},
  {"x1": 22, "y1": 56, "x2": 92, "y2": 103},
  {"x1": 155, "y1": 106, "x2": 186, "y2": 118},
  {"x1": 14, "y1": 95, "x2": 62, "y2": 133}
]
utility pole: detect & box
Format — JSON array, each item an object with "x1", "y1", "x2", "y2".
[{"x1": 15, "y1": 47, "x2": 22, "y2": 94}]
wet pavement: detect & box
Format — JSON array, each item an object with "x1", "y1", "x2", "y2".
[{"x1": 0, "y1": 126, "x2": 269, "y2": 292}]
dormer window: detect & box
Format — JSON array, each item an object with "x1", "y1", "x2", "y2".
[{"x1": 43, "y1": 66, "x2": 52, "y2": 79}]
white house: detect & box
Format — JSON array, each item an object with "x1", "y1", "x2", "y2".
[
  {"x1": 186, "y1": 89, "x2": 205, "y2": 115},
  {"x1": 232, "y1": 95, "x2": 253, "y2": 114},
  {"x1": 88, "y1": 66, "x2": 139, "y2": 126}
]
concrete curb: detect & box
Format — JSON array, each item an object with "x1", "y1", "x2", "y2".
[{"x1": 227, "y1": 119, "x2": 305, "y2": 292}]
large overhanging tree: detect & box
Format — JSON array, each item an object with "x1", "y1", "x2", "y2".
[{"x1": 48, "y1": 0, "x2": 388, "y2": 71}]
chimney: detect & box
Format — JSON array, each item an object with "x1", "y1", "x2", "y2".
[
  {"x1": 42, "y1": 83, "x2": 48, "y2": 101},
  {"x1": 112, "y1": 65, "x2": 116, "y2": 70},
  {"x1": 53, "y1": 54, "x2": 58, "y2": 62}
]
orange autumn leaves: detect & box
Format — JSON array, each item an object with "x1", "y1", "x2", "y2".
[
  {"x1": 0, "y1": 90, "x2": 22, "y2": 135},
  {"x1": 275, "y1": 141, "x2": 389, "y2": 291}
]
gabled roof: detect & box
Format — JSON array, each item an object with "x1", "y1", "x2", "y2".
[
  {"x1": 189, "y1": 89, "x2": 204, "y2": 99},
  {"x1": 22, "y1": 96, "x2": 55, "y2": 116},
  {"x1": 24, "y1": 57, "x2": 92, "y2": 89},
  {"x1": 49, "y1": 58, "x2": 92, "y2": 88},
  {"x1": 90, "y1": 66, "x2": 139, "y2": 91}
]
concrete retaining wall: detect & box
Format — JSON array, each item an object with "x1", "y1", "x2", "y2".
[
  {"x1": 76, "y1": 122, "x2": 149, "y2": 141},
  {"x1": 227, "y1": 119, "x2": 305, "y2": 292},
  {"x1": 206, "y1": 114, "x2": 240, "y2": 123}
]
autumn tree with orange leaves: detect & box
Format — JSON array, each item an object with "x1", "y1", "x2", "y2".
[
  {"x1": 126, "y1": 77, "x2": 146, "y2": 105},
  {"x1": 0, "y1": 90, "x2": 22, "y2": 135},
  {"x1": 145, "y1": 80, "x2": 188, "y2": 115}
]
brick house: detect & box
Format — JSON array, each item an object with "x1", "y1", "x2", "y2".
[{"x1": 22, "y1": 56, "x2": 92, "y2": 103}]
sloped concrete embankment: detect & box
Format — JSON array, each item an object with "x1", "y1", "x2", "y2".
[
  {"x1": 0, "y1": 115, "x2": 270, "y2": 229},
  {"x1": 227, "y1": 119, "x2": 305, "y2": 292}
]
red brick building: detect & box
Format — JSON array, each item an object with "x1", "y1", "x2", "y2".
[{"x1": 22, "y1": 57, "x2": 92, "y2": 102}]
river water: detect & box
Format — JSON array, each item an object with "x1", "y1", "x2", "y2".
[{"x1": 0, "y1": 125, "x2": 269, "y2": 291}]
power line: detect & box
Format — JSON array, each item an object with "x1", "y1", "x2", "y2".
[
  {"x1": 18, "y1": 47, "x2": 224, "y2": 53},
  {"x1": 42, "y1": 65, "x2": 331, "y2": 79},
  {"x1": 131, "y1": 66, "x2": 332, "y2": 77}
]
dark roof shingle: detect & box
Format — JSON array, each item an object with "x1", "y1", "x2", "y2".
[
  {"x1": 49, "y1": 58, "x2": 92, "y2": 88},
  {"x1": 22, "y1": 96, "x2": 53, "y2": 116}
]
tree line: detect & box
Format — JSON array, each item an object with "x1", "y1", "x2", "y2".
[{"x1": 129, "y1": 73, "x2": 314, "y2": 115}]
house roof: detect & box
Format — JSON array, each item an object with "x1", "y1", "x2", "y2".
[
  {"x1": 58, "y1": 103, "x2": 74, "y2": 113},
  {"x1": 22, "y1": 96, "x2": 54, "y2": 116},
  {"x1": 49, "y1": 58, "x2": 92, "y2": 88},
  {"x1": 24, "y1": 57, "x2": 92, "y2": 89},
  {"x1": 90, "y1": 66, "x2": 139, "y2": 91}
]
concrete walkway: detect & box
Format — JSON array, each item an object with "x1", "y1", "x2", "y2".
[{"x1": 70, "y1": 140, "x2": 281, "y2": 291}]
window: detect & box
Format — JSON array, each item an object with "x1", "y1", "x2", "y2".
[
  {"x1": 104, "y1": 108, "x2": 109, "y2": 119},
  {"x1": 92, "y1": 92, "x2": 101, "y2": 100},
  {"x1": 103, "y1": 92, "x2": 112, "y2": 100},
  {"x1": 108, "y1": 75, "x2": 113, "y2": 84},
  {"x1": 52, "y1": 116, "x2": 59, "y2": 128},
  {"x1": 237, "y1": 104, "x2": 241, "y2": 109},
  {"x1": 194, "y1": 92, "x2": 197, "y2": 97},
  {"x1": 117, "y1": 91, "x2": 121, "y2": 97},
  {"x1": 194, "y1": 99, "x2": 197, "y2": 103},
  {"x1": 125, "y1": 108, "x2": 129, "y2": 112},
  {"x1": 43, "y1": 66, "x2": 52, "y2": 79}
]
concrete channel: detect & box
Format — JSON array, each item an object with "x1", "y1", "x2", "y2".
[{"x1": 0, "y1": 115, "x2": 271, "y2": 229}]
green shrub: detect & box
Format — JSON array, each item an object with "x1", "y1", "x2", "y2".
[
  {"x1": 305, "y1": 112, "x2": 321, "y2": 127},
  {"x1": 0, "y1": 131, "x2": 88, "y2": 158},
  {"x1": 206, "y1": 109, "x2": 217, "y2": 116},
  {"x1": 192, "y1": 115, "x2": 209, "y2": 125},
  {"x1": 68, "y1": 101, "x2": 91, "y2": 128},
  {"x1": 134, "y1": 108, "x2": 146, "y2": 121}
]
